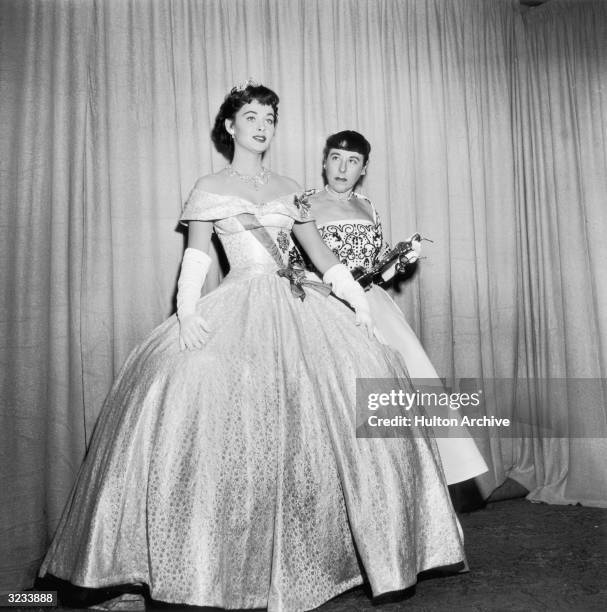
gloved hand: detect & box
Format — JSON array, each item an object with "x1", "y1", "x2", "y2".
[
  {"x1": 381, "y1": 234, "x2": 423, "y2": 282},
  {"x1": 177, "y1": 247, "x2": 212, "y2": 350},
  {"x1": 405, "y1": 233, "x2": 422, "y2": 262},
  {"x1": 323, "y1": 263, "x2": 375, "y2": 337}
]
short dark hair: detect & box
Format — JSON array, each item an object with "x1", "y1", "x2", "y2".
[
  {"x1": 211, "y1": 84, "x2": 279, "y2": 161},
  {"x1": 322, "y1": 130, "x2": 371, "y2": 165}
]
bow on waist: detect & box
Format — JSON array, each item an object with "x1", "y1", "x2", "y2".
[
  {"x1": 277, "y1": 266, "x2": 332, "y2": 301},
  {"x1": 233, "y1": 212, "x2": 331, "y2": 301}
]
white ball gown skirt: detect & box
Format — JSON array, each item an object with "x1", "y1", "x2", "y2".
[
  {"x1": 39, "y1": 268, "x2": 465, "y2": 611},
  {"x1": 365, "y1": 284, "x2": 488, "y2": 485}
]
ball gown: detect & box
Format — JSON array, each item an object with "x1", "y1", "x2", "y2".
[
  {"x1": 289, "y1": 190, "x2": 488, "y2": 485},
  {"x1": 39, "y1": 188, "x2": 466, "y2": 612}
]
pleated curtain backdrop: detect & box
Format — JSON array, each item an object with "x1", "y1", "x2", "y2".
[
  {"x1": 1, "y1": 0, "x2": 606, "y2": 591},
  {"x1": 513, "y1": 1, "x2": 607, "y2": 505}
]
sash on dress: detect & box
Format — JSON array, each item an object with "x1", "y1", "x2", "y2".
[{"x1": 235, "y1": 212, "x2": 331, "y2": 301}]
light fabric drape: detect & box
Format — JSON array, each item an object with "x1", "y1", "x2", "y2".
[
  {"x1": 1, "y1": 0, "x2": 605, "y2": 592},
  {"x1": 512, "y1": 0, "x2": 607, "y2": 505}
]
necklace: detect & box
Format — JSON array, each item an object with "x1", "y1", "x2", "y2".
[
  {"x1": 325, "y1": 185, "x2": 353, "y2": 201},
  {"x1": 226, "y1": 164, "x2": 270, "y2": 190}
]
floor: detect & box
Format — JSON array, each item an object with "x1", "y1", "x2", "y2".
[
  {"x1": 315, "y1": 498, "x2": 607, "y2": 612},
  {"x1": 24, "y1": 498, "x2": 607, "y2": 612}
]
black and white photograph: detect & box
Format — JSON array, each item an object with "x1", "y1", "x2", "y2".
[{"x1": 1, "y1": 0, "x2": 606, "y2": 610}]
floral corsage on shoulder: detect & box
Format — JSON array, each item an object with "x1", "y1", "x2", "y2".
[{"x1": 293, "y1": 189, "x2": 315, "y2": 220}]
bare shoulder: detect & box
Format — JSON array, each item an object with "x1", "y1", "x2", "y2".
[
  {"x1": 305, "y1": 188, "x2": 326, "y2": 215},
  {"x1": 305, "y1": 187, "x2": 324, "y2": 201},
  {"x1": 352, "y1": 192, "x2": 376, "y2": 216},
  {"x1": 193, "y1": 172, "x2": 227, "y2": 193},
  {"x1": 352, "y1": 192, "x2": 372, "y2": 205},
  {"x1": 270, "y1": 172, "x2": 301, "y2": 193}
]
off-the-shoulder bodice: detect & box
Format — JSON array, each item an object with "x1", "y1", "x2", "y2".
[
  {"x1": 180, "y1": 188, "x2": 312, "y2": 228},
  {"x1": 181, "y1": 188, "x2": 313, "y2": 277}
]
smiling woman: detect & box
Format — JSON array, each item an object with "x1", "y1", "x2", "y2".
[
  {"x1": 228, "y1": 103, "x2": 276, "y2": 148},
  {"x1": 210, "y1": 82, "x2": 279, "y2": 164},
  {"x1": 38, "y1": 83, "x2": 466, "y2": 611}
]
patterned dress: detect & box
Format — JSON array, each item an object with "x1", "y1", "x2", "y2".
[
  {"x1": 288, "y1": 192, "x2": 386, "y2": 273},
  {"x1": 289, "y1": 190, "x2": 488, "y2": 485},
  {"x1": 40, "y1": 189, "x2": 466, "y2": 611}
]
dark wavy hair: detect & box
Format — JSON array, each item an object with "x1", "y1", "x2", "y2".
[
  {"x1": 322, "y1": 130, "x2": 371, "y2": 165},
  {"x1": 211, "y1": 84, "x2": 279, "y2": 161}
]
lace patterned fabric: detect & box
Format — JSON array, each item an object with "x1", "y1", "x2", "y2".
[
  {"x1": 318, "y1": 220, "x2": 383, "y2": 272},
  {"x1": 40, "y1": 190, "x2": 466, "y2": 611}
]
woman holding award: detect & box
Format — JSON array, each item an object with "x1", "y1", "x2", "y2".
[{"x1": 289, "y1": 130, "x2": 488, "y2": 487}]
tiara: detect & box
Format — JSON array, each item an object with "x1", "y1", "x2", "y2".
[{"x1": 232, "y1": 77, "x2": 259, "y2": 93}]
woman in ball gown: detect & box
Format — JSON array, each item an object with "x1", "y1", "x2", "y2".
[
  {"x1": 39, "y1": 86, "x2": 466, "y2": 612},
  {"x1": 289, "y1": 130, "x2": 488, "y2": 487}
]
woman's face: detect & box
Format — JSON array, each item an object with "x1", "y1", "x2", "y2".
[
  {"x1": 324, "y1": 148, "x2": 367, "y2": 193},
  {"x1": 226, "y1": 100, "x2": 276, "y2": 155}
]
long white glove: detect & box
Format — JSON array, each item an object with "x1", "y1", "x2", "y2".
[
  {"x1": 177, "y1": 247, "x2": 212, "y2": 350},
  {"x1": 381, "y1": 234, "x2": 423, "y2": 282},
  {"x1": 323, "y1": 263, "x2": 374, "y2": 336}
]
